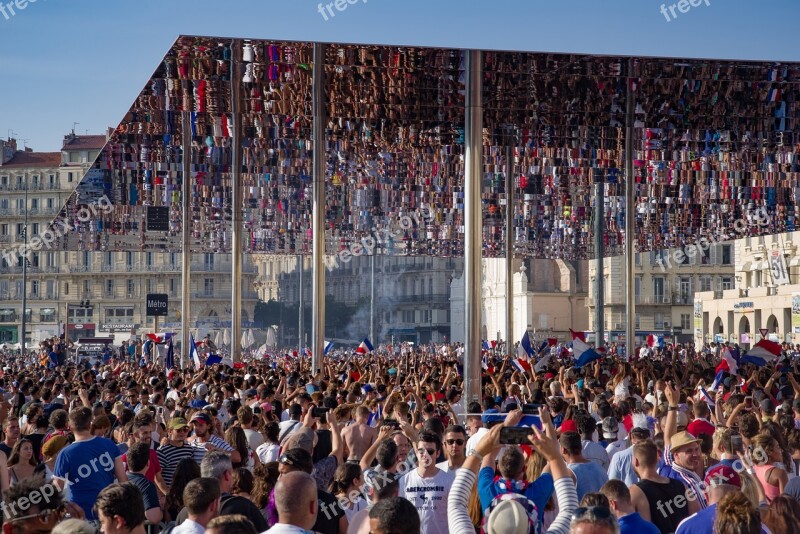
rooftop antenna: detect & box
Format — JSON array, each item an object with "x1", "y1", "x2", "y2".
[
  {"x1": 71, "y1": 122, "x2": 79, "y2": 135},
  {"x1": 21, "y1": 139, "x2": 29, "y2": 149},
  {"x1": 7, "y1": 130, "x2": 17, "y2": 141}
]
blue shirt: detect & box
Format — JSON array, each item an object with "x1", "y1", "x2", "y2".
[
  {"x1": 478, "y1": 468, "x2": 554, "y2": 523},
  {"x1": 618, "y1": 512, "x2": 660, "y2": 534},
  {"x1": 607, "y1": 446, "x2": 638, "y2": 486},
  {"x1": 676, "y1": 504, "x2": 771, "y2": 534},
  {"x1": 568, "y1": 461, "x2": 609, "y2": 501},
  {"x1": 54, "y1": 436, "x2": 120, "y2": 520}
]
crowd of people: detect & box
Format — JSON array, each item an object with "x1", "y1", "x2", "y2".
[{"x1": 0, "y1": 340, "x2": 798, "y2": 533}]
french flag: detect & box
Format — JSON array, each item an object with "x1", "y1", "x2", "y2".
[
  {"x1": 768, "y1": 88, "x2": 781, "y2": 102},
  {"x1": 304, "y1": 347, "x2": 312, "y2": 358},
  {"x1": 517, "y1": 331, "x2": 534, "y2": 360},
  {"x1": 482, "y1": 340, "x2": 491, "y2": 351},
  {"x1": 746, "y1": 338, "x2": 781, "y2": 365},
  {"x1": 716, "y1": 348, "x2": 739, "y2": 375},
  {"x1": 512, "y1": 357, "x2": 531, "y2": 373},
  {"x1": 165, "y1": 338, "x2": 174, "y2": 369},
  {"x1": 710, "y1": 369, "x2": 725, "y2": 391},
  {"x1": 699, "y1": 386, "x2": 716, "y2": 408},
  {"x1": 572, "y1": 330, "x2": 602, "y2": 369},
  {"x1": 189, "y1": 334, "x2": 202, "y2": 368},
  {"x1": 356, "y1": 338, "x2": 374, "y2": 354}
]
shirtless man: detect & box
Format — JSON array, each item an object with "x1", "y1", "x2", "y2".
[{"x1": 341, "y1": 405, "x2": 378, "y2": 461}]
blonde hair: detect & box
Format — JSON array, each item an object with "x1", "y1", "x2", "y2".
[
  {"x1": 714, "y1": 492, "x2": 761, "y2": 534},
  {"x1": 739, "y1": 471, "x2": 764, "y2": 509}
]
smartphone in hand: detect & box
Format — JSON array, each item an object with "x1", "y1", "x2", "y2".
[{"x1": 499, "y1": 426, "x2": 532, "y2": 445}]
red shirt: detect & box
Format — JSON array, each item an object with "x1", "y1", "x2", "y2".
[{"x1": 687, "y1": 418, "x2": 715, "y2": 438}]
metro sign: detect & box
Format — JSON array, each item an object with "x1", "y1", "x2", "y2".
[{"x1": 146, "y1": 294, "x2": 168, "y2": 317}]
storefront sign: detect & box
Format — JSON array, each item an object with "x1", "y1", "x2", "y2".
[
  {"x1": 100, "y1": 323, "x2": 139, "y2": 332},
  {"x1": 734, "y1": 302, "x2": 754, "y2": 313}
]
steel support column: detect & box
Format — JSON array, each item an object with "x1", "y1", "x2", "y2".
[{"x1": 464, "y1": 49, "x2": 483, "y2": 405}]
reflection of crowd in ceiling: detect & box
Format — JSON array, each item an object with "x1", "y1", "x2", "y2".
[{"x1": 51, "y1": 37, "x2": 800, "y2": 259}]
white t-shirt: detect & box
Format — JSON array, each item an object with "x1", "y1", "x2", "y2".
[
  {"x1": 466, "y1": 427, "x2": 488, "y2": 454},
  {"x1": 243, "y1": 428, "x2": 264, "y2": 451},
  {"x1": 256, "y1": 442, "x2": 281, "y2": 464},
  {"x1": 398, "y1": 469, "x2": 454, "y2": 534}
]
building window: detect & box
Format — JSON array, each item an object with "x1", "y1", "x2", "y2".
[
  {"x1": 700, "y1": 276, "x2": 712, "y2": 292},
  {"x1": 126, "y1": 252, "x2": 134, "y2": 267},
  {"x1": 721, "y1": 245, "x2": 733, "y2": 265},
  {"x1": 40, "y1": 308, "x2": 55, "y2": 322},
  {"x1": 106, "y1": 279, "x2": 114, "y2": 297},
  {"x1": 721, "y1": 277, "x2": 734, "y2": 290},
  {"x1": 635, "y1": 314, "x2": 640, "y2": 329},
  {"x1": 68, "y1": 172, "x2": 74, "y2": 183},
  {"x1": 146, "y1": 252, "x2": 153, "y2": 267},
  {"x1": 127, "y1": 279, "x2": 135, "y2": 296},
  {"x1": 681, "y1": 314, "x2": 691, "y2": 330},
  {"x1": 46, "y1": 280, "x2": 56, "y2": 299},
  {"x1": 83, "y1": 279, "x2": 91, "y2": 296},
  {"x1": 30, "y1": 280, "x2": 39, "y2": 297},
  {"x1": 204, "y1": 279, "x2": 214, "y2": 296}
]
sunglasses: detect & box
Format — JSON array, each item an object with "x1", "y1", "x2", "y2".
[
  {"x1": 572, "y1": 506, "x2": 613, "y2": 521},
  {"x1": 11, "y1": 504, "x2": 65, "y2": 523},
  {"x1": 279, "y1": 453, "x2": 294, "y2": 466},
  {"x1": 446, "y1": 439, "x2": 465, "y2": 446},
  {"x1": 418, "y1": 448, "x2": 436, "y2": 457}
]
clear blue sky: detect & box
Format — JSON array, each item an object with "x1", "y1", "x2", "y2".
[{"x1": 1, "y1": 0, "x2": 797, "y2": 151}]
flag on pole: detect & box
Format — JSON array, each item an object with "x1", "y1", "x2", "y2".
[
  {"x1": 699, "y1": 386, "x2": 716, "y2": 408},
  {"x1": 517, "y1": 331, "x2": 534, "y2": 360},
  {"x1": 716, "y1": 347, "x2": 739, "y2": 375},
  {"x1": 189, "y1": 334, "x2": 202, "y2": 368},
  {"x1": 324, "y1": 340, "x2": 334, "y2": 355},
  {"x1": 511, "y1": 358, "x2": 531, "y2": 373},
  {"x1": 710, "y1": 369, "x2": 725, "y2": 390},
  {"x1": 356, "y1": 338, "x2": 374, "y2": 354},
  {"x1": 165, "y1": 338, "x2": 174, "y2": 369}
]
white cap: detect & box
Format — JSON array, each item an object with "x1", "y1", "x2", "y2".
[
  {"x1": 244, "y1": 374, "x2": 252, "y2": 381},
  {"x1": 196, "y1": 383, "x2": 209, "y2": 397}
]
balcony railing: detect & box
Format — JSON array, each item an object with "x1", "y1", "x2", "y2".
[{"x1": 193, "y1": 291, "x2": 260, "y2": 300}]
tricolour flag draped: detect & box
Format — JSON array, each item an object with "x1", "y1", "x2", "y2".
[
  {"x1": 189, "y1": 334, "x2": 202, "y2": 368},
  {"x1": 699, "y1": 386, "x2": 716, "y2": 408},
  {"x1": 356, "y1": 338, "x2": 374, "y2": 354}
]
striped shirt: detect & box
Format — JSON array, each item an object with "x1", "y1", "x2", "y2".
[
  {"x1": 660, "y1": 445, "x2": 708, "y2": 509},
  {"x1": 189, "y1": 435, "x2": 235, "y2": 463},
  {"x1": 447, "y1": 469, "x2": 577, "y2": 534},
  {"x1": 156, "y1": 443, "x2": 196, "y2": 487}
]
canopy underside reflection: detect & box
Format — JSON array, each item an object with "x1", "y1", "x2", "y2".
[{"x1": 50, "y1": 37, "x2": 800, "y2": 260}]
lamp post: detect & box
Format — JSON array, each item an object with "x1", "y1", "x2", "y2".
[{"x1": 21, "y1": 174, "x2": 28, "y2": 357}]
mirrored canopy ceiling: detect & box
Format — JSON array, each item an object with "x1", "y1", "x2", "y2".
[{"x1": 51, "y1": 36, "x2": 800, "y2": 259}]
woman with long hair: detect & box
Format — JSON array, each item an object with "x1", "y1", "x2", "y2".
[
  {"x1": 714, "y1": 492, "x2": 762, "y2": 534},
  {"x1": 751, "y1": 433, "x2": 789, "y2": 503},
  {"x1": 225, "y1": 425, "x2": 258, "y2": 470},
  {"x1": 231, "y1": 467, "x2": 255, "y2": 502},
  {"x1": 255, "y1": 422, "x2": 281, "y2": 464},
  {"x1": 251, "y1": 462, "x2": 279, "y2": 521},
  {"x1": 762, "y1": 495, "x2": 800, "y2": 534},
  {"x1": 164, "y1": 458, "x2": 201, "y2": 521},
  {"x1": 7, "y1": 438, "x2": 37, "y2": 486},
  {"x1": 328, "y1": 462, "x2": 367, "y2": 522}
]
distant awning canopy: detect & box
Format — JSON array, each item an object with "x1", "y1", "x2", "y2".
[{"x1": 49, "y1": 37, "x2": 800, "y2": 260}]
